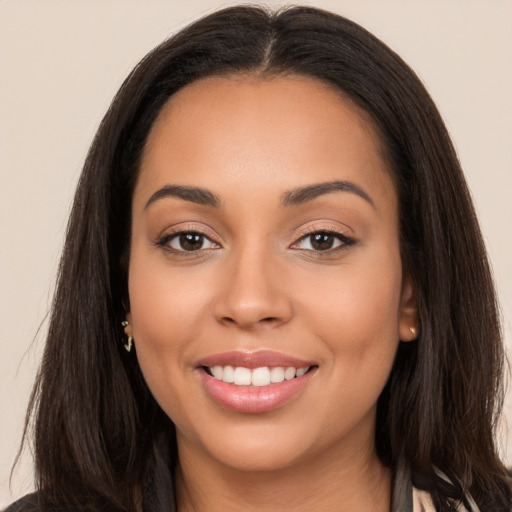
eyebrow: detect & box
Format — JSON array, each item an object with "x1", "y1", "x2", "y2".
[
  {"x1": 144, "y1": 180, "x2": 374, "y2": 211},
  {"x1": 144, "y1": 185, "x2": 222, "y2": 210},
  {"x1": 281, "y1": 180, "x2": 375, "y2": 208}
]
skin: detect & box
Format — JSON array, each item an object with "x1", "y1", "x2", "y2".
[{"x1": 127, "y1": 74, "x2": 418, "y2": 512}]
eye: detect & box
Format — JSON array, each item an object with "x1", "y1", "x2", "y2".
[
  {"x1": 162, "y1": 232, "x2": 219, "y2": 252},
  {"x1": 293, "y1": 231, "x2": 355, "y2": 252}
]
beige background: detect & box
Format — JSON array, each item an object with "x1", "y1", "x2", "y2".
[{"x1": 1, "y1": 0, "x2": 511, "y2": 506}]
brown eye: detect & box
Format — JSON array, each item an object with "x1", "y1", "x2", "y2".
[
  {"x1": 293, "y1": 230, "x2": 355, "y2": 252},
  {"x1": 167, "y1": 232, "x2": 218, "y2": 252},
  {"x1": 179, "y1": 233, "x2": 204, "y2": 251},
  {"x1": 310, "y1": 233, "x2": 335, "y2": 250}
]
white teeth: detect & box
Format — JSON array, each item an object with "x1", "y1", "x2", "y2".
[
  {"x1": 251, "y1": 367, "x2": 271, "y2": 387},
  {"x1": 296, "y1": 367, "x2": 308, "y2": 377},
  {"x1": 208, "y1": 365, "x2": 311, "y2": 386},
  {"x1": 222, "y1": 365, "x2": 234, "y2": 383},
  {"x1": 284, "y1": 367, "x2": 296, "y2": 380},
  {"x1": 212, "y1": 365, "x2": 223, "y2": 380},
  {"x1": 233, "y1": 367, "x2": 252, "y2": 385},
  {"x1": 270, "y1": 367, "x2": 285, "y2": 383}
]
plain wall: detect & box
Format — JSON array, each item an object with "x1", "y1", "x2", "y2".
[{"x1": 1, "y1": 0, "x2": 511, "y2": 506}]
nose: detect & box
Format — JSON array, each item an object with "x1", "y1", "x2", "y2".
[{"x1": 214, "y1": 245, "x2": 293, "y2": 330}]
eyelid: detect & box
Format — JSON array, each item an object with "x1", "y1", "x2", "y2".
[
  {"x1": 292, "y1": 222, "x2": 355, "y2": 242},
  {"x1": 290, "y1": 223, "x2": 357, "y2": 252},
  {"x1": 158, "y1": 222, "x2": 220, "y2": 240}
]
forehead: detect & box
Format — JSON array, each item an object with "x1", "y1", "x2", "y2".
[{"x1": 136, "y1": 74, "x2": 395, "y2": 211}]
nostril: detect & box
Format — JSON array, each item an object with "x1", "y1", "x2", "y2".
[{"x1": 221, "y1": 316, "x2": 279, "y2": 326}]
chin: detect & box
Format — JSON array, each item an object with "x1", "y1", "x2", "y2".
[
  {"x1": 210, "y1": 444, "x2": 306, "y2": 473},
  {"x1": 178, "y1": 420, "x2": 317, "y2": 473}
]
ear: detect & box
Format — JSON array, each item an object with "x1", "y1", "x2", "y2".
[{"x1": 398, "y1": 274, "x2": 420, "y2": 342}]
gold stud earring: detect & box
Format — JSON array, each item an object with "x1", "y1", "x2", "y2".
[
  {"x1": 409, "y1": 326, "x2": 417, "y2": 339},
  {"x1": 121, "y1": 320, "x2": 134, "y2": 352}
]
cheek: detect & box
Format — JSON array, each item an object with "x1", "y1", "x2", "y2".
[
  {"x1": 303, "y1": 261, "x2": 401, "y2": 335},
  {"x1": 126, "y1": 251, "x2": 212, "y2": 413},
  {"x1": 128, "y1": 246, "x2": 212, "y2": 346},
  {"x1": 129, "y1": 273, "x2": 193, "y2": 355},
  {"x1": 297, "y1": 250, "x2": 403, "y2": 383},
  {"x1": 297, "y1": 261, "x2": 401, "y2": 429}
]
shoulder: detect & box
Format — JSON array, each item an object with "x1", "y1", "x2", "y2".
[
  {"x1": 3, "y1": 494, "x2": 42, "y2": 512},
  {"x1": 413, "y1": 487, "x2": 472, "y2": 512},
  {"x1": 2, "y1": 493, "x2": 69, "y2": 512}
]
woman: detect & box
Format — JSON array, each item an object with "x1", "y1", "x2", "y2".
[{"x1": 7, "y1": 5, "x2": 511, "y2": 511}]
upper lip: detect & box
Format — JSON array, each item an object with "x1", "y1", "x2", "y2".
[{"x1": 196, "y1": 350, "x2": 315, "y2": 369}]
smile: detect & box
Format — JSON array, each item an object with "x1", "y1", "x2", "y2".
[
  {"x1": 204, "y1": 365, "x2": 311, "y2": 386},
  {"x1": 196, "y1": 351, "x2": 317, "y2": 413}
]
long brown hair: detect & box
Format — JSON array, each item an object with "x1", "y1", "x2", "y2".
[{"x1": 20, "y1": 5, "x2": 510, "y2": 511}]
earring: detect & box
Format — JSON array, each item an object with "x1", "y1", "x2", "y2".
[
  {"x1": 121, "y1": 320, "x2": 134, "y2": 352},
  {"x1": 409, "y1": 326, "x2": 417, "y2": 339}
]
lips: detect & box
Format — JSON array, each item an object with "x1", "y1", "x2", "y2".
[
  {"x1": 197, "y1": 350, "x2": 315, "y2": 369},
  {"x1": 196, "y1": 351, "x2": 317, "y2": 413}
]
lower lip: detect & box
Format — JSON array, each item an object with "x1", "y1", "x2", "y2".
[{"x1": 198, "y1": 369, "x2": 316, "y2": 413}]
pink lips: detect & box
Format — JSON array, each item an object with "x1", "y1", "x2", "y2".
[
  {"x1": 196, "y1": 351, "x2": 316, "y2": 414},
  {"x1": 197, "y1": 350, "x2": 314, "y2": 370}
]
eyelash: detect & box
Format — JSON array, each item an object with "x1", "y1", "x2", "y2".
[
  {"x1": 291, "y1": 228, "x2": 356, "y2": 255},
  {"x1": 155, "y1": 227, "x2": 356, "y2": 256},
  {"x1": 155, "y1": 229, "x2": 220, "y2": 255}
]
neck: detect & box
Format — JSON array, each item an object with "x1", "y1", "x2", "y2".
[{"x1": 175, "y1": 433, "x2": 391, "y2": 512}]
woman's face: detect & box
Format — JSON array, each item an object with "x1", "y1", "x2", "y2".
[{"x1": 127, "y1": 75, "x2": 417, "y2": 472}]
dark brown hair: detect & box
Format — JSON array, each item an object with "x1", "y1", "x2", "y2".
[{"x1": 19, "y1": 5, "x2": 510, "y2": 511}]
